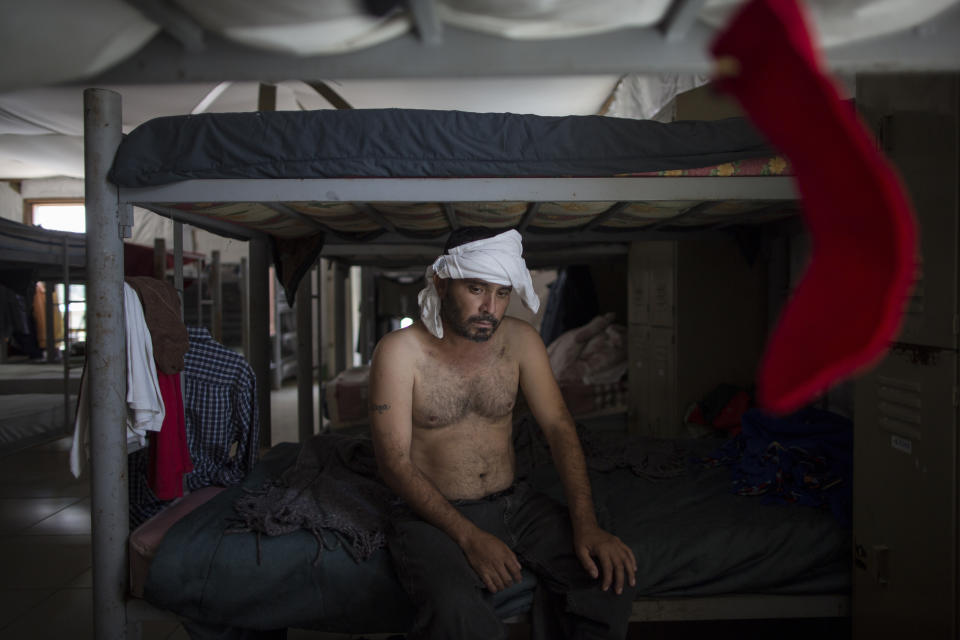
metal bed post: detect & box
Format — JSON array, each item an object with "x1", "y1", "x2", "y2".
[
  {"x1": 83, "y1": 87, "x2": 129, "y2": 640},
  {"x1": 153, "y1": 238, "x2": 166, "y2": 279},
  {"x1": 271, "y1": 267, "x2": 282, "y2": 391},
  {"x1": 174, "y1": 221, "x2": 186, "y2": 415},
  {"x1": 240, "y1": 256, "x2": 249, "y2": 360},
  {"x1": 211, "y1": 249, "x2": 222, "y2": 342},
  {"x1": 249, "y1": 237, "x2": 271, "y2": 449},
  {"x1": 333, "y1": 261, "x2": 347, "y2": 375},
  {"x1": 296, "y1": 265, "x2": 313, "y2": 442},
  {"x1": 44, "y1": 280, "x2": 55, "y2": 363},
  {"x1": 173, "y1": 222, "x2": 184, "y2": 303},
  {"x1": 62, "y1": 238, "x2": 71, "y2": 434},
  {"x1": 315, "y1": 258, "x2": 325, "y2": 432}
]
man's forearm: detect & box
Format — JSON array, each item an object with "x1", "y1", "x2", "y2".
[
  {"x1": 543, "y1": 423, "x2": 600, "y2": 533},
  {"x1": 382, "y1": 461, "x2": 477, "y2": 546}
]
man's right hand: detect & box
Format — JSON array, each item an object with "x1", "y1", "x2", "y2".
[{"x1": 461, "y1": 528, "x2": 523, "y2": 593}]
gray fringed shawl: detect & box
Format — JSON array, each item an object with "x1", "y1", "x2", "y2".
[{"x1": 230, "y1": 433, "x2": 395, "y2": 565}]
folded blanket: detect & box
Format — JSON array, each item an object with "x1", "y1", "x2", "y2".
[{"x1": 230, "y1": 433, "x2": 395, "y2": 564}]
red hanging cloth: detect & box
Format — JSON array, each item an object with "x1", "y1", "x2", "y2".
[{"x1": 710, "y1": 0, "x2": 918, "y2": 413}]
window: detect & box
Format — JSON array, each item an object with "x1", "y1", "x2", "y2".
[
  {"x1": 27, "y1": 201, "x2": 85, "y2": 233},
  {"x1": 26, "y1": 201, "x2": 87, "y2": 348}
]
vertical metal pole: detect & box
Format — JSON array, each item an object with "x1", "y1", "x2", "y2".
[
  {"x1": 45, "y1": 280, "x2": 55, "y2": 363},
  {"x1": 333, "y1": 261, "x2": 347, "y2": 376},
  {"x1": 197, "y1": 257, "x2": 204, "y2": 327},
  {"x1": 272, "y1": 268, "x2": 282, "y2": 391},
  {"x1": 153, "y1": 237, "x2": 166, "y2": 280},
  {"x1": 240, "y1": 256, "x2": 250, "y2": 360},
  {"x1": 296, "y1": 267, "x2": 313, "y2": 442},
  {"x1": 174, "y1": 221, "x2": 185, "y2": 406},
  {"x1": 211, "y1": 249, "x2": 222, "y2": 342},
  {"x1": 360, "y1": 266, "x2": 376, "y2": 363},
  {"x1": 84, "y1": 87, "x2": 128, "y2": 640},
  {"x1": 173, "y1": 222, "x2": 184, "y2": 303},
  {"x1": 315, "y1": 259, "x2": 325, "y2": 433},
  {"x1": 248, "y1": 237, "x2": 271, "y2": 448},
  {"x1": 62, "y1": 241, "x2": 70, "y2": 434}
]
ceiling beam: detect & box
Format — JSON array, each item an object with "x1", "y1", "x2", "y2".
[
  {"x1": 123, "y1": 0, "x2": 206, "y2": 53},
  {"x1": 658, "y1": 0, "x2": 708, "y2": 43}
]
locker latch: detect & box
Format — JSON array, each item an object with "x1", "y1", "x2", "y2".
[
  {"x1": 872, "y1": 545, "x2": 891, "y2": 587},
  {"x1": 854, "y1": 543, "x2": 891, "y2": 587}
]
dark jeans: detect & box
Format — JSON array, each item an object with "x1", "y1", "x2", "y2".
[{"x1": 388, "y1": 483, "x2": 635, "y2": 640}]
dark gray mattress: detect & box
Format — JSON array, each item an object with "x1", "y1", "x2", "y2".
[
  {"x1": 144, "y1": 435, "x2": 850, "y2": 633},
  {"x1": 109, "y1": 109, "x2": 776, "y2": 187}
]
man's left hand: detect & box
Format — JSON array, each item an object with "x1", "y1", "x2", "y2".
[{"x1": 574, "y1": 526, "x2": 637, "y2": 595}]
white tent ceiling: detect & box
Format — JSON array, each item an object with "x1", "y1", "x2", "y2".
[{"x1": 1, "y1": 0, "x2": 958, "y2": 181}]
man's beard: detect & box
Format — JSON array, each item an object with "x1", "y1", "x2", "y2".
[{"x1": 440, "y1": 289, "x2": 500, "y2": 342}]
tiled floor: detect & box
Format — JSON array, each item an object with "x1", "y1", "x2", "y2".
[{"x1": 0, "y1": 382, "x2": 348, "y2": 640}]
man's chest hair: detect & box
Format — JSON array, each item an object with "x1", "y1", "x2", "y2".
[{"x1": 413, "y1": 357, "x2": 518, "y2": 428}]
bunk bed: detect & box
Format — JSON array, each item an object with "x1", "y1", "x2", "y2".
[
  {"x1": 0, "y1": 218, "x2": 84, "y2": 453},
  {"x1": 81, "y1": 86, "x2": 857, "y2": 639}
]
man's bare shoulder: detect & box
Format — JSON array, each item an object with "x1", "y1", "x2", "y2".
[
  {"x1": 501, "y1": 316, "x2": 544, "y2": 347},
  {"x1": 372, "y1": 323, "x2": 429, "y2": 363}
]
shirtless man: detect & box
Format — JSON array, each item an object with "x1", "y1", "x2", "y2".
[{"x1": 369, "y1": 227, "x2": 637, "y2": 639}]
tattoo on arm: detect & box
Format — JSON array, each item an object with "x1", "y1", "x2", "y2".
[{"x1": 370, "y1": 402, "x2": 391, "y2": 415}]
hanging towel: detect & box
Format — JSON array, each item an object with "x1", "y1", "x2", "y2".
[{"x1": 70, "y1": 284, "x2": 165, "y2": 477}]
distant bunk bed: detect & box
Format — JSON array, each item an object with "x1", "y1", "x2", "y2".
[
  {"x1": 0, "y1": 218, "x2": 85, "y2": 454},
  {"x1": 82, "y1": 89, "x2": 850, "y2": 638}
]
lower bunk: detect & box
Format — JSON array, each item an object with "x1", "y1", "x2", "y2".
[{"x1": 129, "y1": 424, "x2": 851, "y2": 636}]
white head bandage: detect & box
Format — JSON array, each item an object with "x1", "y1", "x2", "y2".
[{"x1": 417, "y1": 229, "x2": 540, "y2": 339}]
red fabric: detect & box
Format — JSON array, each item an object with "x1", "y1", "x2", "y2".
[
  {"x1": 123, "y1": 242, "x2": 203, "y2": 277},
  {"x1": 711, "y1": 0, "x2": 917, "y2": 414},
  {"x1": 149, "y1": 371, "x2": 193, "y2": 500}
]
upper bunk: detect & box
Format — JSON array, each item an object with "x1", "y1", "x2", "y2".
[
  {"x1": 0, "y1": 217, "x2": 87, "y2": 284},
  {"x1": 105, "y1": 104, "x2": 800, "y2": 268}
]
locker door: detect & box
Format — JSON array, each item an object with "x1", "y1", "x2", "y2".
[
  {"x1": 883, "y1": 109, "x2": 959, "y2": 349},
  {"x1": 853, "y1": 347, "x2": 958, "y2": 639},
  {"x1": 856, "y1": 74, "x2": 959, "y2": 350}
]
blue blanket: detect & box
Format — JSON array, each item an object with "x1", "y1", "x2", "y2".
[{"x1": 702, "y1": 408, "x2": 853, "y2": 525}]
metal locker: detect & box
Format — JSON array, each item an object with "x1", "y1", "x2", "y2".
[
  {"x1": 852, "y1": 346, "x2": 958, "y2": 639},
  {"x1": 852, "y1": 73, "x2": 960, "y2": 640},
  {"x1": 856, "y1": 75, "x2": 959, "y2": 350}
]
